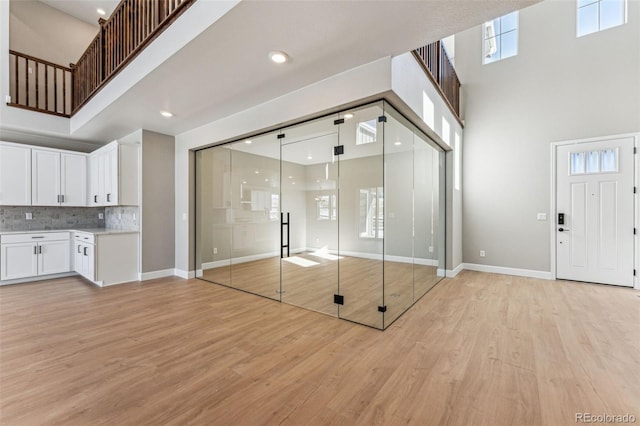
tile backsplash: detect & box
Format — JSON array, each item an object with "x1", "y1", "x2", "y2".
[
  {"x1": 0, "y1": 206, "x2": 105, "y2": 232},
  {"x1": 105, "y1": 206, "x2": 139, "y2": 231}
]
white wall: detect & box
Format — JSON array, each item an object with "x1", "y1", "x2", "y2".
[{"x1": 455, "y1": 0, "x2": 640, "y2": 273}]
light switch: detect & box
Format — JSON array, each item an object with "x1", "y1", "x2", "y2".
[{"x1": 537, "y1": 213, "x2": 547, "y2": 221}]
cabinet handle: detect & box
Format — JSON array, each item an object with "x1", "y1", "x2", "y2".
[
  {"x1": 38, "y1": 245, "x2": 42, "y2": 254},
  {"x1": 57, "y1": 195, "x2": 60, "y2": 203},
  {"x1": 107, "y1": 193, "x2": 111, "y2": 202},
  {"x1": 34, "y1": 245, "x2": 37, "y2": 255},
  {"x1": 94, "y1": 195, "x2": 98, "y2": 203},
  {"x1": 78, "y1": 244, "x2": 82, "y2": 253},
  {"x1": 61, "y1": 194, "x2": 65, "y2": 203},
  {"x1": 84, "y1": 247, "x2": 88, "y2": 256}
]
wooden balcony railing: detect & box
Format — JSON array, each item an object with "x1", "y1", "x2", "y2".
[
  {"x1": 72, "y1": 0, "x2": 195, "y2": 114},
  {"x1": 8, "y1": 50, "x2": 73, "y2": 117},
  {"x1": 413, "y1": 41, "x2": 462, "y2": 125}
]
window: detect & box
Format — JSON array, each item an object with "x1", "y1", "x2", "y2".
[
  {"x1": 356, "y1": 120, "x2": 377, "y2": 145},
  {"x1": 577, "y1": 0, "x2": 627, "y2": 37},
  {"x1": 316, "y1": 194, "x2": 336, "y2": 221},
  {"x1": 483, "y1": 12, "x2": 518, "y2": 64},
  {"x1": 570, "y1": 148, "x2": 619, "y2": 175},
  {"x1": 359, "y1": 187, "x2": 384, "y2": 238}
]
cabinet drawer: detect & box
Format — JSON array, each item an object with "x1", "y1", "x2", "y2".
[
  {"x1": 74, "y1": 232, "x2": 95, "y2": 244},
  {"x1": 1, "y1": 232, "x2": 70, "y2": 244}
]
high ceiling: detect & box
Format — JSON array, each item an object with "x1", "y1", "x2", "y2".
[
  {"x1": 18, "y1": 0, "x2": 540, "y2": 144},
  {"x1": 39, "y1": 0, "x2": 119, "y2": 26}
]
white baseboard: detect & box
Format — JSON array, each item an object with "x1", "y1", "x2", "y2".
[
  {"x1": 445, "y1": 263, "x2": 464, "y2": 278},
  {"x1": 0, "y1": 272, "x2": 77, "y2": 286},
  {"x1": 174, "y1": 269, "x2": 195, "y2": 279},
  {"x1": 139, "y1": 269, "x2": 175, "y2": 281},
  {"x1": 463, "y1": 263, "x2": 552, "y2": 280}
]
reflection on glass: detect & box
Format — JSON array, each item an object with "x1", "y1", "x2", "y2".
[{"x1": 228, "y1": 135, "x2": 281, "y2": 300}]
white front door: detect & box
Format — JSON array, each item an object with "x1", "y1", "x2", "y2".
[{"x1": 556, "y1": 137, "x2": 635, "y2": 287}]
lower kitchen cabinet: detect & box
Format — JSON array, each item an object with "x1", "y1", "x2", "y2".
[
  {"x1": 0, "y1": 232, "x2": 70, "y2": 281},
  {"x1": 73, "y1": 231, "x2": 138, "y2": 286}
]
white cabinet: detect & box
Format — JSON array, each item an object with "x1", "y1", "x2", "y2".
[
  {"x1": 88, "y1": 142, "x2": 138, "y2": 207},
  {"x1": 1, "y1": 232, "x2": 70, "y2": 281},
  {"x1": 73, "y1": 231, "x2": 137, "y2": 286},
  {"x1": 32, "y1": 149, "x2": 87, "y2": 206},
  {"x1": 0, "y1": 142, "x2": 31, "y2": 205}
]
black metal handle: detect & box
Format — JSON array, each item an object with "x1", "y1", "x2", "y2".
[
  {"x1": 61, "y1": 194, "x2": 65, "y2": 203},
  {"x1": 78, "y1": 244, "x2": 82, "y2": 253},
  {"x1": 280, "y1": 212, "x2": 290, "y2": 258},
  {"x1": 558, "y1": 228, "x2": 570, "y2": 232},
  {"x1": 107, "y1": 193, "x2": 111, "y2": 202},
  {"x1": 94, "y1": 195, "x2": 98, "y2": 203},
  {"x1": 84, "y1": 247, "x2": 88, "y2": 256},
  {"x1": 34, "y1": 245, "x2": 37, "y2": 255},
  {"x1": 38, "y1": 245, "x2": 42, "y2": 254}
]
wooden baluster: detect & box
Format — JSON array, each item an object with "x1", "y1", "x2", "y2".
[
  {"x1": 45, "y1": 65, "x2": 49, "y2": 111},
  {"x1": 35, "y1": 62, "x2": 39, "y2": 109},
  {"x1": 26, "y1": 59, "x2": 30, "y2": 107},
  {"x1": 14, "y1": 54, "x2": 18, "y2": 104}
]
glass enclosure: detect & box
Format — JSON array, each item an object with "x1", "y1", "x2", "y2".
[{"x1": 195, "y1": 101, "x2": 446, "y2": 329}]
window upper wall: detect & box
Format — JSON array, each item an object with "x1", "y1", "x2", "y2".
[
  {"x1": 577, "y1": 0, "x2": 627, "y2": 37},
  {"x1": 483, "y1": 11, "x2": 519, "y2": 64}
]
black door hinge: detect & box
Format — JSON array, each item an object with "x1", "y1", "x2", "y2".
[
  {"x1": 334, "y1": 118, "x2": 345, "y2": 125},
  {"x1": 634, "y1": 269, "x2": 636, "y2": 276},
  {"x1": 378, "y1": 115, "x2": 387, "y2": 123},
  {"x1": 277, "y1": 134, "x2": 285, "y2": 139},
  {"x1": 634, "y1": 228, "x2": 637, "y2": 235},
  {"x1": 634, "y1": 147, "x2": 637, "y2": 154},
  {"x1": 378, "y1": 305, "x2": 387, "y2": 313},
  {"x1": 334, "y1": 145, "x2": 344, "y2": 155},
  {"x1": 634, "y1": 187, "x2": 637, "y2": 194},
  {"x1": 334, "y1": 294, "x2": 344, "y2": 305}
]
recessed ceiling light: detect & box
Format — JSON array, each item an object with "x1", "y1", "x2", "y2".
[
  {"x1": 245, "y1": 140, "x2": 252, "y2": 144},
  {"x1": 269, "y1": 51, "x2": 289, "y2": 64},
  {"x1": 288, "y1": 175, "x2": 293, "y2": 179},
  {"x1": 344, "y1": 113, "x2": 354, "y2": 119},
  {"x1": 394, "y1": 141, "x2": 402, "y2": 146},
  {"x1": 307, "y1": 155, "x2": 313, "y2": 160},
  {"x1": 265, "y1": 178, "x2": 269, "y2": 182},
  {"x1": 254, "y1": 170, "x2": 260, "y2": 174},
  {"x1": 292, "y1": 182, "x2": 296, "y2": 185},
  {"x1": 160, "y1": 111, "x2": 173, "y2": 117},
  {"x1": 242, "y1": 181, "x2": 247, "y2": 184},
  {"x1": 97, "y1": 8, "x2": 106, "y2": 16},
  {"x1": 316, "y1": 179, "x2": 320, "y2": 183}
]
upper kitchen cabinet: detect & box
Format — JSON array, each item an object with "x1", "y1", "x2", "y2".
[
  {"x1": 0, "y1": 142, "x2": 32, "y2": 206},
  {"x1": 32, "y1": 148, "x2": 87, "y2": 206},
  {"x1": 89, "y1": 141, "x2": 139, "y2": 207}
]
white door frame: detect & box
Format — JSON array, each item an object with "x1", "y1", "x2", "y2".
[{"x1": 550, "y1": 133, "x2": 639, "y2": 289}]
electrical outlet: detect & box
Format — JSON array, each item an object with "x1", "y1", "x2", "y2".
[
  {"x1": 25, "y1": 212, "x2": 32, "y2": 220},
  {"x1": 428, "y1": 246, "x2": 434, "y2": 253},
  {"x1": 98, "y1": 213, "x2": 104, "y2": 219},
  {"x1": 5, "y1": 95, "x2": 11, "y2": 103},
  {"x1": 537, "y1": 213, "x2": 547, "y2": 221},
  {"x1": 213, "y1": 248, "x2": 218, "y2": 254},
  {"x1": 480, "y1": 250, "x2": 486, "y2": 257}
]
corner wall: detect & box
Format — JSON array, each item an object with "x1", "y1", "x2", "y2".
[{"x1": 455, "y1": 0, "x2": 640, "y2": 274}]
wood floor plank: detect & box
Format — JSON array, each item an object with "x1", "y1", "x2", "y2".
[{"x1": 1, "y1": 271, "x2": 638, "y2": 425}]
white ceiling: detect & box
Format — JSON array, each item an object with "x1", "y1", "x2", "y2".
[
  {"x1": 31, "y1": 0, "x2": 539, "y2": 144},
  {"x1": 38, "y1": 0, "x2": 119, "y2": 26}
]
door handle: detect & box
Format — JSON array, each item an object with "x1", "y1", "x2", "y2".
[
  {"x1": 558, "y1": 228, "x2": 570, "y2": 232},
  {"x1": 280, "y1": 212, "x2": 290, "y2": 258}
]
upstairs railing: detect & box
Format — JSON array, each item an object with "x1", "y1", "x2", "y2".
[
  {"x1": 413, "y1": 41, "x2": 461, "y2": 124},
  {"x1": 8, "y1": 50, "x2": 73, "y2": 117},
  {"x1": 72, "y1": 0, "x2": 195, "y2": 113}
]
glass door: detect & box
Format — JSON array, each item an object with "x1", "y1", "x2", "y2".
[{"x1": 280, "y1": 117, "x2": 339, "y2": 316}]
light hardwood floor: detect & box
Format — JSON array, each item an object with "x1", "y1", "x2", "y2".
[{"x1": 1, "y1": 271, "x2": 638, "y2": 425}]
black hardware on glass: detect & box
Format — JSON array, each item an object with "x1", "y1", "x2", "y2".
[
  {"x1": 334, "y1": 145, "x2": 344, "y2": 156},
  {"x1": 280, "y1": 212, "x2": 290, "y2": 258},
  {"x1": 334, "y1": 294, "x2": 344, "y2": 305},
  {"x1": 378, "y1": 115, "x2": 387, "y2": 122},
  {"x1": 334, "y1": 118, "x2": 345, "y2": 125},
  {"x1": 378, "y1": 305, "x2": 387, "y2": 313}
]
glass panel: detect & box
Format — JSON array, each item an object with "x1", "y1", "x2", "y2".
[
  {"x1": 577, "y1": 2, "x2": 599, "y2": 36},
  {"x1": 501, "y1": 12, "x2": 518, "y2": 33},
  {"x1": 280, "y1": 115, "x2": 339, "y2": 316},
  {"x1": 500, "y1": 30, "x2": 518, "y2": 59},
  {"x1": 228, "y1": 134, "x2": 281, "y2": 300},
  {"x1": 484, "y1": 35, "x2": 501, "y2": 64},
  {"x1": 383, "y1": 109, "x2": 415, "y2": 327},
  {"x1": 338, "y1": 102, "x2": 384, "y2": 329},
  {"x1": 601, "y1": 148, "x2": 618, "y2": 172},
  {"x1": 414, "y1": 133, "x2": 444, "y2": 302},
  {"x1": 586, "y1": 150, "x2": 600, "y2": 173},
  {"x1": 578, "y1": 0, "x2": 599, "y2": 8},
  {"x1": 570, "y1": 152, "x2": 586, "y2": 174},
  {"x1": 195, "y1": 147, "x2": 231, "y2": 286},
  {"x1": 600, "y1": 0, "x2": 625, "y2": 30}
]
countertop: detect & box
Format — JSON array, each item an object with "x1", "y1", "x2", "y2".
[{"x1": 0, "y1": 228, "x2": 139, "y2": 236}]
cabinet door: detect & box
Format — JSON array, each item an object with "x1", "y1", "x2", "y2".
[
  {"x1": 74, "y1": 242, "x2": 84, "y2": 275},
  {"x1": 89, "y1": 154, "x2": 100, "y2": 206},
  {"x1": 38, "y1": 240, "x2": 71, "y2": 276},
  {"x1": 104, "y1": 146, "x2": 118, "y2": 206},
  {"x1": 0, "y1": 144, "x2": 31, "y2": 205},
  {"x1": 1, "y1": 243, "x2": 38, "y2": 280},
  {"x1": 61, "y1": 153, "x2": 87, "y2": 206},
  {"x1": 81, "y1": 243, "x2": 95, "y2": 280},
  {"x1": 32, "y1": 149, "x2": 61, "y2": 206}
]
